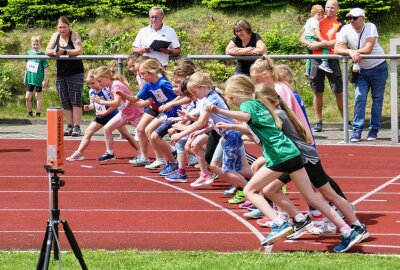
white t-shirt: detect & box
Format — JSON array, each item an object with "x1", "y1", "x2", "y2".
[
  {"x1": 304, "y1": 17, "x2": 320, "y2": 38},
  {"x1": 337, "y1": 22, "x2": 385, "y2": 70},
  {"x1": 132, "y1": 24, "x2": 180, "y2": 66}
]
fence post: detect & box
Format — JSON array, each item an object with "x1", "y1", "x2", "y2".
[
  {"x1": 341, "y1": 57, "x2": 350, "y2": 143},
  {"x1": 117, "y1": 57, "x2": 124, "y2": 75},
  {"x1": 390, "y1": 38, "x2": 399, "y2": 143}
]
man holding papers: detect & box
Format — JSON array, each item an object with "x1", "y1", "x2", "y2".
[{"x1": 132, "y1": 6, "x2": 181, "y2": 67}]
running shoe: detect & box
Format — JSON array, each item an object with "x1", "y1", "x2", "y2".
[
  {"x1": 239, "y1": 200, "x2": 253, "y2": 209},
  {"x1": 97, "y1": 152, "x2": 115, "y2": 162},
  {"x1": 71, "y1": 125, "x2": 81, "y2": 137},
  {"x1": 351, "y1": 224, "x2": 369, "y2": 243},
  {"x1": 145, "y1": 159, "x2": 167, "y2": 170},
  {"x1": 190, "y1": 173, "x2": 214, "y2": 188},
  {"x1": 261, "y1": 221, "x2": 293, "y2": 246},
  {"x1": 187, "y1": 155, "x2": 198, "y2": 166},
  {"x1": 223, "y1": 186, "x2": 237, "y2": 195},
  {"x1": 129, "y1": 156, "x2": 151, "y2": 166},
  {"x1": 318, "y1": 62, "x2": 333, "y2": 73},
  {"x1": 159, "y1": 163, "x2": 178, "y2": 176},
  {"x1": 308, "y1": 219, "x2": 337, "y2": 235},
  {"x1": 334, "y1": 229, "x2": 362, "y2": 253},
  {"x1": 165, "y1": 171, "x2": 187, "y2": 183},
  {"x1": 66, "y1": 151, "x2": 84, "y2": 161},
  {"x1": 287, "y1": 215, "x2": 313, "y2": 240},
  {"x1": 243, "y1": 209, "x2": 264, "y2": 219},
  {"x1": 228, "y1": 190, "x2": 245, "y2": 204},
  {"x1": 314, "y1": 121, "x2": 323, "y2": 132},
  {"x1": 64, "y1": 124, "x2": 73, "y2": 136},
  {"x1": 257, "y1": 217, "x2": 273, "y2": 228}
]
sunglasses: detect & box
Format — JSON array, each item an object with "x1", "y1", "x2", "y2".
[{"x1": 348, "y1": 16, "x2": 359, "y2": 21}]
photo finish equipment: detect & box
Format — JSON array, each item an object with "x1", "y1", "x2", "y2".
[{"x1": 36, "y1": 108, "x2": 87, "y2": 270}]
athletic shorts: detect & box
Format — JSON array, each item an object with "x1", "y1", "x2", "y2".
[
  {"x1": 277, "y1": 161, "x2": 328, "y2": 188},
  {"x1": 144, "y1": 106, "x2": 159, "y2": 117},
  {"x1": 155, "y1": 119, "x2": 174, "y2": 138},
  {"x1": 310, "y1": 59, "x2": 343, "y2": 93},
  {"x1": 268, "y1": 155, "x2": 304, "y2": 174},
  {"x1": 26, "y1": 84, "x2": 43, "y2": 93}
]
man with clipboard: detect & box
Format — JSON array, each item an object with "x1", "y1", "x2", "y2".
[{"x1": 132, "y1": 6, "x2": 181, "y2": 67}]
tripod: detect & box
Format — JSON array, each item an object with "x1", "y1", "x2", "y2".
[{"x1": 36, "y1": 165, "x2": 87, "y2": 270}]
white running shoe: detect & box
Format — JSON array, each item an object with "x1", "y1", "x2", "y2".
[
  {"x1": 66, "y1": 151, "x2": 84, "y2": 161},
  {"x1": 145, "y1": 159, "x2": 167, "y2": 170}
]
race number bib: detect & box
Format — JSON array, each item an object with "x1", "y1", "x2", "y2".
[
  {"x1": 151, "y1": 89, "x2": 168, "y2": 103},
  {"x1": 26, "y1": 61, "x2": 39, "y2": 73},
  {"x1": 94, "y1": 103, "x2": 107, "y2": 113}
]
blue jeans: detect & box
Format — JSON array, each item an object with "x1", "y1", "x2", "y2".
[{"x1": 353, "y1": 61, "x2": 388, "y2": 132}]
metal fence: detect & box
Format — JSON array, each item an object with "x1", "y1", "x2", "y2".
[{"x1": 1, "y1": 41, "x2": 399, "y2": 143}]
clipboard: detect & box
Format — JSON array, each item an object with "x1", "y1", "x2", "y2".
[{"x1": 150, "y1": 40, "x2": 172, "y2": 52}]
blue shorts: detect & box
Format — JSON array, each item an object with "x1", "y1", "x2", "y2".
[
  {"x1": 155, "y1": 119, "x2": 174, "y2": 138},
  {"x1": 175, "y1": 137, "x2": 188, "y2": 154},
  {"x1": 221, "y1": 130, "x2": 244, "y2": 173}
]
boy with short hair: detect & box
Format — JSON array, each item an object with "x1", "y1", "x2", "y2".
[{"x1": 24, "y1": 35, "x2": 49, "y2": 117}]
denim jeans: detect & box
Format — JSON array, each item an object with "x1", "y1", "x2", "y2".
[{"x1": 353, "y1": 61, "x2": 388, "y2": 132}]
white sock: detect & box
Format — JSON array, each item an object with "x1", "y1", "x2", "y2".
[{"x1": 294, "y1": 213, "x2": 306, "y2": 223}]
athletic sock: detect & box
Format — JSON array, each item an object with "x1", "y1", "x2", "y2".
[
  {"x1": 352, "y1": 220, "x2": 362, "y2": 227},
  {"x1": 340, "y1": 225, "x2": 351, "y2": 236}
]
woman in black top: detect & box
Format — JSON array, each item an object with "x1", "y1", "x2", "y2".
[
  {"x1": 225, "y1": 19, "x2": 267, "y2": 76},
  {"x1": 46, "y1": 16, "x2": 84, "y2": 137}
]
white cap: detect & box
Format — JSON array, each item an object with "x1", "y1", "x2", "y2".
[{"x1": 346, "y1": 8, "x2": 366, "y2": 18}]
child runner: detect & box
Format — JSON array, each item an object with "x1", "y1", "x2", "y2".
[
  {"x1": 207, "y1": 74, "x2": 362, "y2": 252},
  {"x1": 24, "y1": 35, "x2": 49, "y2": 117},
  {"x1": 66, "y1": 69, "x2": 119, "y2": 161},
  {"x1": 303, "y1": 4, "x2": 333, "y2": 75},
  {"x1": 92, "y1": 66, "x2": 143, "y2": 162},
  {"x1": 117, "y1": 58, "x2": 180, "y2": 170},
  {"x1": 171, "y1": 72, "x2": 250, "y2": 190},
  {"x1": 255, "y1": 82, "x2": 368, "y2": 243}
]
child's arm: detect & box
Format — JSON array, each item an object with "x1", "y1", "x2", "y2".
[
  {"x1": 314, "y1": 28, "x2": 324, "y2": 42},
  {"x1": 206, "y1": 105, "x2": 251, "y2": 122},
  {"x1": 83, "y1": 103, "x2": 94, "y2": 111},
  {"x1": 42, "y1": 67, "x2": 48, "y2": 88},
  {"x1": 93, "y1": 90, "x2": 122, "y2": 107},
  {"x1": 170, "y1": 110, "x2": 210, "y2": 143},
  {"x1": 159, "y1": 96, "x2": 191, "y2": 113},
  {"x1": 97, "y1": 105, "x2": 117, "y2": 117},
  {"x1": 115, "y1": 89, "x2": 140, "y2": 103}
]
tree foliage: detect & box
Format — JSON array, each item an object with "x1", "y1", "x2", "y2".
[{"x1": 0, "y1": 0, "x2": 168, "y2": 29}]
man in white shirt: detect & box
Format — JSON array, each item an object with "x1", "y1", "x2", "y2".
[
  {"x1": 335, "y1": 8, "x2": 388, "y2": 142},
  {"x1": 132, "y1": 7, "x2": 181, "y2": 67}
]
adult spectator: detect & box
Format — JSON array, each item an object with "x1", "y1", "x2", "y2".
[
  {"x1": 45, "y1": 16, "x2": 84, "y2": 137},
  {"x1": 300, "y1": 0, "x2": 344, "y2": 132},
  {"x1": 334, "y1": 8, "x2": 388, "y2": 142},
  {"x1": 225, "y1": 19, "x2": 267, "y2": 76},
  {"x1": 132, "y1": 6, "x2": 181, "y2": 67}
]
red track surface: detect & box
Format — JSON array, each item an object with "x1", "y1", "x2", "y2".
[{"x1": 1, "y1": 138, "x2": 400, "y2": 254}]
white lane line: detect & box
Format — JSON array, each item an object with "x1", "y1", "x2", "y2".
[
  {"x1": 112, "y1": 171, "x2": 126, "y2": 175},
  {"x1": 0, "y1": 209, "x2": 244, "y2": 213},
  {"x1": 138, "y1": 176, "x2": 271, "y2": 252},
  {"x1": 352, "y1": 174, "x2": 400, "y2": 205},
  {"x1": 80, "y1": 165, "x2": 94, "y2": 168},
  {"x1": 363, "y1": 199, "x2": 387, "y2": 202},
  {"x1": 0, "y1": 230, "x2": 256, "y2": 235}
]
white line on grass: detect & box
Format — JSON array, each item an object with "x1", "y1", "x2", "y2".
[{"x1": 352, "y1": 174, "x2": 400, "y2": 205}]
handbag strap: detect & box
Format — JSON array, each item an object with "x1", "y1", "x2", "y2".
[{"x1": 357, "y1": 24, "x2": 365, "y2": 49}]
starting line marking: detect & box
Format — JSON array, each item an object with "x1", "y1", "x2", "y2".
[{"x1": 352, "y1": 174, "x2": 400, "y2": 205}]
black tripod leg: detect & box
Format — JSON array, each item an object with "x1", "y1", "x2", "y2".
[
  {"x1": 36, "y1": 222, "x2": 50, "y2": 270},
  {"x1": 36, "y1": 222, "x2": 54, "y2": 270},
  {"x1": 62, "y1": 220, "x2": 88, "y2": 270}
]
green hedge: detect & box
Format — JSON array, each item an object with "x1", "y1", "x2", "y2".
[{"x1": 0, "y1": 0, "x2": 168, "y2": 29}]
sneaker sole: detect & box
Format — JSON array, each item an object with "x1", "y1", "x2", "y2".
[
  {"x1": 287, "y1": 221, "x2": 314, "y2": 240},
  {"x1": 98, "y1": 157, "x2": 116, "y2": 162},
  {"x1": 160, "y1": 170, "x2": 178, "y2": 177},
  {"x1": 66, "y1": 158, "x2": 84, "y2": 162},
  {"x1": 145, "y1": 166, "x2": 165, "y2": 170},
  {"x1": 165, "y1": 178, "x2": 187, "y2": 183},
  {"x1": 262, "y1": 227, "x2": 294, "y2": 246}
]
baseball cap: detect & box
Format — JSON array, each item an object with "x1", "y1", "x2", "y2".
[{"x1": 346, "y1": 8, "x2": 366, "y2": 18}]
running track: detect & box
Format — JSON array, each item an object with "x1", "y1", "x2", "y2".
[{"x1": 0, "y1": 138, "x2": 400, "y2": 254}]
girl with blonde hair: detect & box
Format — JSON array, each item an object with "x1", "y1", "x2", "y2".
[
  {"x1": 92, "y1": 66, "x2": 143, "y2": 162},
  {"x1": 117, "y1": 58, "x2": 180, "y2": 170},
  {"x1": 206, "y1": 74, "x2": 362, "y2": 252}
]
